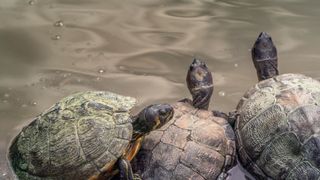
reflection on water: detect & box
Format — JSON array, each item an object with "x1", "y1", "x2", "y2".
[{"x1": 1, "y1": 0, "x2": 320, "y2": 179}]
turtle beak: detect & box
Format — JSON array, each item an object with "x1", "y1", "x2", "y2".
[
  {"x1": 258, "y1": 32, "x2": 270, "y2": 39},
  {"x1": 252, "y1": 32, "x2": 279, "y2": 81}
]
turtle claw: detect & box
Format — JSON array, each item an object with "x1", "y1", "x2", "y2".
[
  {"x1": 217, "y1": 172, "x2": 229, "y2": 180},
  {"x1": 178, "y1": 98, "x2": 192, "y2": 105},
  {"x1": 212, "y1": 110, "x2": 229, "y2": 120},
  {"x1": 212, "y1": 110, "x2": 238, "y2": 128},
  {"x1": 118, "y1": 158, "x2": 135, "y2": 180},
  {"x1": 133, "y1": 173, "x2": 142, "y2": 180},
  {"x1": 227, "y1": 111, "x2": 238, "y2": 127}
]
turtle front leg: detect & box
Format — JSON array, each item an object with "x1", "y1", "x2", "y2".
[
  {"x1": 124, "y1": 136, "x2": 144, "y2": 161},
  {"x1": 115, "y1": 137, "x2": 144, "y2": 180},
  {"x1": 178, "y1": 98, "x2": 192, "y2": 105},
  {"x1": 227, "y1": 111, "x2": 238, "y2": 127},
  {"x1": 212, "y1": 110, "x2": 229, "y2": 120},
  {"x1": 117, "y1": 158, "x2": 142, "y2": 180},
  {"x1": 212, "y1": 110, "x2": 238, "y2": 128},
  {"x1": 217, "y1": 172, "x2": 229, "y2": 180}
]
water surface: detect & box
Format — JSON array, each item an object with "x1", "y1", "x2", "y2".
[{"x1": 1, "y1": 0, "x2": 320, "y2": 179}]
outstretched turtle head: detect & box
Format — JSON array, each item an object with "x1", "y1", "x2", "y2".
[
  {"x1": 186, "y1": 59, "x2": 213, "y2": 110},
  {"x1": 132, "y1": 104, "x2": 174, "y2": 137},
  {"x1": 252, "y1": 32, "x2": 279, "y2": 81}
]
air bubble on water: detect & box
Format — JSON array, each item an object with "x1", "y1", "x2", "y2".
[
  {"x1": 2, "y1": 172, "x2": 6, "y2": 177},
  {"x1": 4, "y1": 93, "x2": 10, "y2": 98},
  {"x1": 28, "y1": 0, "x2": 35, "y2": 5},
  {"x1": 52, "y1": 35, "x2": 61, "y2": 40},
  {"x1": 32, "y1": 102, "x2": 37, "y2": 106},
  {"x1": 95, "y1": 77, "x2": 101, "y2": 81},
  {"x1": 77, "y1": 79, "x2": 82, "y2": 83},
  {"x1": 218, "y1": 91, "x2": 226, "y2": 97},
  {"x1": 234, "y1": 63, "x2": 238, "y2": 68},
  {"x1": 62, "y1": 73, "x2": 71, "y2": 78},
  {"x1": 98, "y1": 69, "x2": 105, "y2": 74},
  {"x1": 54, "y1": 20, "x2": 64, "y2": 27}
]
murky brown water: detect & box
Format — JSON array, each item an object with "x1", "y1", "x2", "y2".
[{"x1": 1, "y1": 0, "x2": 320, "y2": 179}]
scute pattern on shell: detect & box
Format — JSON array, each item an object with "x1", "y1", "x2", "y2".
[
  {"x1": 236, "y1": 74, "x2": 320, "y2": 179},
  {"x1": 132, "y1": 101, "x2": 236, "y2": 180},
  {"x1": 9, "y1": 91, "x2": 136, "y2": 180}
]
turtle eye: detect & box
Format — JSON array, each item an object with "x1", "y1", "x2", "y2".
[{"x1": 159, "y1": 109, "x2": 167, "y2": 116}]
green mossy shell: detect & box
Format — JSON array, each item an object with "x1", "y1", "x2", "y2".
[
  {"x1": 133, "y1": 101, "x2": 236, "y2": 180},
  {"x1": 9, "y1": 91, "x2": 136, "y2": 180},
  {"x1": 236, "y1": 74, "x2": 320, "y2": 179}
]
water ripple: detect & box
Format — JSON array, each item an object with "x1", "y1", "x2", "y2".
[
  {"x1": 130, "y1": 30, "x2": 185, "y2": 46},
  {"x1": 3, "y1": 1, "x2": 320, "y2": 180},
  {"x1": 116, "y1": 50, "x2": 192, "y2": 82},
  {"x1": 40, "y1": 68, "x2": 183, "y2": 106},
  {"x1": 164, "y1": 8, "x2": 213, "y2": 19}
]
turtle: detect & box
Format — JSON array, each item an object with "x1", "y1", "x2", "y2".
[
  {"x1": 8, "y1": 91, "x2": 174, "y2": 180},
  {"x1": 234, "y1": 32, "x2": 320, "y2": 179},
  {"x1": 132, "y1": 59, "x2": 236, "y2": 180}
]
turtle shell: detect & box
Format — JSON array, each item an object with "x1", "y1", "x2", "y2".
[
  {"x1": 132, "y1": 101, "x2": 236, "y2": 180},
  {"x1": 9, "y1": 91, "x2": 136, "y2": 180},
  {"x1": 235, "y1": 74, "x2": 320, "y2": 179}
]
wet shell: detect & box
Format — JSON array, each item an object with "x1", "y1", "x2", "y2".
[
  {"x1": 236, "y1": 74, "x2": 320, "y2": 179},
  {"x1": 9, "y1": 91, "x2": 136, "y2": 180},
  {"x1": 133, "y1": 101, "x2": 236, "y2": 180}
]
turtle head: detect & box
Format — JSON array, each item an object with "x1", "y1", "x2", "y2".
[
  {"x1": 186, "y1": 59, "x2": 213, "y2": 110},
  {"x1": 132, "y1": 104, "x2": 174, "y2": 137},
  {"x1": 252, "y1": 32, "x2": 279, "y2": 81}
]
